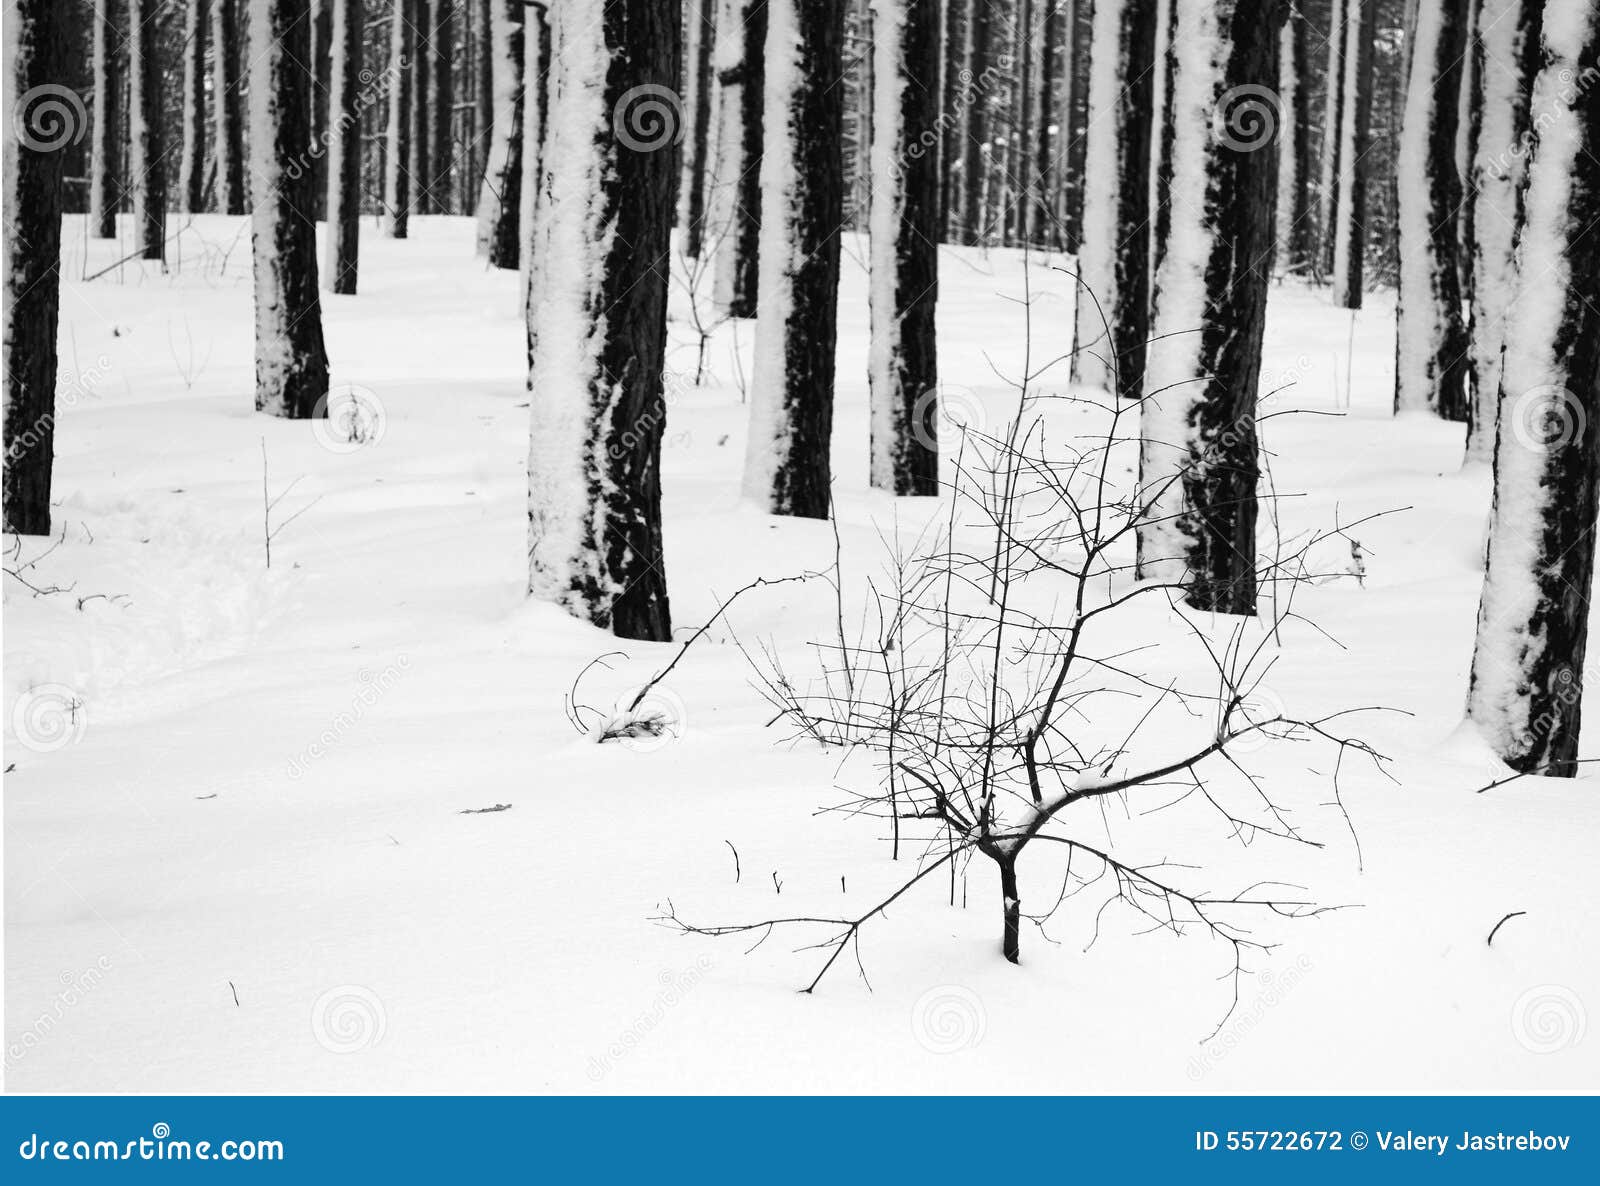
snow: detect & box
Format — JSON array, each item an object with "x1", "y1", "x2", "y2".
[{"x1": 5, "y1": 212, "x2": 1599, "y2": 1093}]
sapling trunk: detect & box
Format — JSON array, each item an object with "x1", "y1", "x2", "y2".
[{"x1": 998, "y1": 852, "x2": 1021, "y2": 964}]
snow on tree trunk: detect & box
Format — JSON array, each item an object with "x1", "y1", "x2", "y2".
[
  {"x1": 249, "y1": 0, "x2": 332, "y2": 419},
  {"x1": 1330, "y1": 0, "x2": 1376, "y2": 308},
  {"x1": 1136, "y1": 0, "x2": 1283, "y2": 616},
  {"x1": 1394, "y1": 0, "x2": 1471, "y2": 420},
  {"x1": 324, "y1": 0, "x2": 363, "y2": 294},
  {"x1": 179, "y1": 0, "x2": 207, "y2": 213},
  {"x1": 129, "y1": 0, "x2": 165, "y2": 260},
  {"x1": 1467, "y1": 0, "x2": 1600, "y2": 775},
  {"x1": 868, "y1": 0, "x2": 940, "y2": 496},
  {"x1": 212, "y1": 0, "x2": 246, "y2": 216},
  {"x1": 742, "y1": 0, "x2": 844, "y2": 519},
  {"x1": 526, "y1": 0, "x2": 677, "y2": 642},
  {"x1": 473, "y1": 0, "x2": 493, "y2": 187},
  {"x1": 1464, "y1": 0, "x2": 1541, "y2": 464},
  {"x1": 709, "y1": 0, "x2": 766, "y2": 319},
  {"x1": 475, "y1": 0, "x2": 525, "y2": 269},
  {"x1": 517, "y1": 2, "x2": 551, "y2": 316},
  {"x1": 1072, "y1": 0, "x2": 1157, "y2": 400},
  {"x1": 4, "y1": 0, "x2": 69, "y2": 536},
  {"x1": 1148, "y1": 0, "x2": 1177, "y2": 290},
  {"x1": 681, "y1": 0, "x2": 718, "y2": 258},
  {"x1": 383, "y1": 0, "x2": 415, "y2": 239},
  {"x1": 89, "y1": 0, "x2": 119, "y2": 239},
  {"x1": 958, "y1": 0, "x2": 992, "y2": 245}
]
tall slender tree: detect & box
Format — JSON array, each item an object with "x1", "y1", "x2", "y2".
[
  {"x1": 4, "y1": 0, "x2": 70, "y2": 536},
  {"x1": 526, "y1": 0, "x2": 678, "y2": 641},
  {"x1": 89, "y1": 0, "x2": 120, "y2": 239},
  {"x1": 1330, "y1": 0, "x2": 1376, "y2": 308},
  {"x1": 178, "y1": 0, "x2": 208, "y2": 213},
  {"x1": 681, "y1": 0, "x2": 718, "y2": 257},
  {"x1": 129, "y1": 0, "x2": 165, "y2": 260},
  {"x1": 1317, "y1": 0, "x2": 1347, "y2": 276},
  {"x1": 868, "y1": 0, "x2": 941, "y2": 496},
  {"x1": 1467, "y1": 0, "x2": 1600, "y2": 774},
  {"x1": 1274, "y1": 1, "x2": 1314, "y2": 274},
  {"x1": 212, "y1": 0, "x2": 246, "y2": 216},
  {"x1": 709, "y1": 0, "x2": 766, "y2": 318},
  {"x1": 410, "y1": 0, "x2": 434, "y2": 215},
  {"x1": 384, "y1": 0, "x2": 415, "y2": 238},
  {"x1": 1464, "y1": 0, "x2": 1541, "y2": 464},
  {"x1": 1137, "y1": 0, "x2": 1283, "y2": 615},
  {"x1": 430, "y1": 0, "x2": 456, "y2": 213},
  {"x1": 1394, "y1": 0, "x2": 1471, "y2": 420},
  {"x1": 473, "y1": 0, "x2": 494, "y2": 187},
  {"x1": 310, "y1": 0, "x2": 334, "y2": 220},
  {"x1": 1072, "y1": 0, "x2": 1157, "y2": 402},
  {"x1": 742, "y1": 0, "x2": 845, "y2": 519},
  {"x1": 249, "y1": 0, "x2": 332, "y2": 418},
  {"x1": 475, "y1": 0, "x2": 525, "y2": 268},
  {"x1": 517, "y1": 0, "x2": 551, "y2": 313},
  {"x1": 325, "y1": 0, "x2": 363, "y2": 293},
  {"x1": 957, "y1": 0, "x2": 992, "y2": 244}
]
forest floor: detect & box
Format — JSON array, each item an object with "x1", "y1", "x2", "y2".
[{"x1": 4, "y1": 215, "x2": 1596, "y2": 1093}]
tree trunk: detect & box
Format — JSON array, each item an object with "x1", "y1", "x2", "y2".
[
  {"x1": 681, "y1": 0, "x2": 717, "y2": 257},
  {"x1": 310, "y1": 0, "x2": 333, "y2": 220},
  {"x1": 410, "y1": 0, "x2": 433, "y2": 215},
  {"x1": 1072, "y1": 0, "x2": 1157, "y2": 401},
  {"x1": 526, "y1": 0, "x2": 677, "y2": 642},
  {"x1": 474, "y1": 0, "x2": 494, "y2": 188},
  {"x1": 129, "y1": 0, "x2": 165, "y2": 260},
  {"x1": 1275, "y1": 1, "x2": 1315, "y2": 274},
  {"x1": 868, "y1": 0, "x2": 940, "y2": 496},
  {"x1": 212, "y1": 0, "x2": 246, "y2": 216},
  {"x1": 178, "y1": 0, "x2": 208, "y2": 213},
  {"x1": 1136, "y1": 0, "x2": 1283, "y2": 616},
  {"x1": 475, "y1": 0, "x2": 524, "y2": 268},
  {"x1": 742, "y1": 0, "x2": 844, "y2": 520},
  {"x1": 1467, "y1": 1, "x2": 1600, "y2": 775},
  {"x1": 1394, "y1": 0, "x2": 1471, "y2": 420},
  {"x1": 1035, "y1": 0, "x2": 1063, "y2": 248},
  {"x1": 709, "y1": 0, "x2": 766, "y2": 318},
  {"x1": 1062, "y1": 0, "x2": 1091, "y2": 252},
  {"x1": 249, "y1": 0, "x2": 332, "y2": 418},
  {"x1": 384, "y1": 0, "x2": 414, "y2": 238},
  {"x1": 1317, "y1": 0, "x2": 1346, "y2": 278},
  {"x1": 958, "y1": 0, "x2": 991, "y2": 244},
  {"x1": 90, "y1": 0, "x2": 120, "y2": 238},
  {"x1": 940, "y1": 0, "x2": 969, "y2": 238},
  {"x1": 1147, "y1": 0, "x2": 1177, "y2": 289},
  {"x1": 324, "y1": 0, "x2": 363, "y2": 293},
  {"x1": 998, "y1": 853, "x2": 1021, "y2": 964},
  {"x1": 431, "y1": 0, "x2": 455, "y2": 214},
  {"x1": 4, "y1": 0, "x2": 69, "y2": 536},
  {"x1": 1464, "y1": 0, "x2": 1541, "y2": 464},
  {"x1": 517, "y1": 0, "x2": 551, "y2": 314},
  {"x1": 1330, "y1": 0, "x2": 1376, "y2": 308}
]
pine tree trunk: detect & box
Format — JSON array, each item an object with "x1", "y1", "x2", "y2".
[
  {"x1": 1136, "y1": 0, "x2": 1283, "y2": 616},
  {"x1": 710, "y1": 0, "x2": 766, "y2": 319},
  {"x1": 1467, "y1": 1, "x2": 1600, "y2": 775},
  {"x1": 868, "y1": 0, "x2": 940, "y2": 496},
  {"x1": 324, "y1": 0, "x2": 363, "y2": 293},
  {"x1": 1275, "y1": 1, "x2": 1315, "y2": 274},
  {"x1": 1464, "y1": 0, "x2": 1541, "y2": 464},
  {"x1": 310, "y1": 0, "x2": 333, "y2": 220},
  {"x1": 474, "y1": 0, "x2": 494, "y2": 187},
  {"x1": 411, "y1": 0, "x2": 433, "y2": 215},
  {"x1": 940, "y1": 0, "x2": 969, "y2": 237},
  {"x1": 1331, "y1": 0, "x2": 1376, "y2": 308},
  {"x1": 250, "y1": 0, "x2": 332, "y2": 418},
  {"x1": 1035, "y1": 0, "x2": 1063, "y2": 247},
  {"x1": 742, "y1": 0, "x2": 844, "y2": 519},
  {"x1": 475, "y1": 0, "x2": 524, "y2": 268},
  {"x1": 178, "y1": 0, "x2": 208, "y2": 213},
  {"x1": 1062, "y1": 0, "x2": 1092, "y2": 252},
  {"x1": 958, "y1": 0, "x2": 991, "y2": 244},
  {"x1": 4, "y1": 0, "x2": 69, "y2": 536},
  {"x1": 90, "y1": 0, "x2": 120, "y2": 238},
  {"x1": 384, "y1": 0, "x2": 414, "y2": 239},
  {"x1": 212, "y1": 0, "x2": 246, "y2": 216},
  {"x1": 1012, "y1": 0, "x2": 1035, "y2": 248},
  {"x1": 526, "y1": 0, "x2": 677, "y2": 642},
  {"x1": 1072, "y1": 0, "x2": 1157, "y2": 401},
  {"x1": 431, "y1": 0, "x2": 456, "y2": 214},
  {"x1": 681, "y1": 0, "x2": 717, "y2": 257},
  {"x1": 517, "y1": 0, "x2": 551, "y2": 314},
  {"x1": 1394, "y1": 0, "x2": 1471, "y2": 420},
  {"x1": 129, "y1": 0, "x2": 165, "y2": 260},
  {"x1": 1317, "y1": 0, "x2": 1346, "y2": 278},
  {"x1": 1148, "y1": 0, "x2": 1177, "y2": 288}
]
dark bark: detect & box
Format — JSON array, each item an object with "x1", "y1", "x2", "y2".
[
  {"x1": 476, "y1": 0, "x2": 524, "y2": 268},
  {"x1": 89, "y1": 0, "x2": 120, "y2": 238},
  {"x1": 4, "y1": 0, "x2": 69, "y2": 536},
  {"x1": 998, "y1": 854, "x2": 1021, "y2": 964},
  {"x1": 384, "y1": 0, "x2": 414, "y2": 238},
  {"x1": 1062, "y1": 0, "x2": 1091, "y2": 251},
  {"x1": 1332, "y1": 0, "x2": 1376, "y2": 308},
  {"x1": 178, "y1": 0, "x2": 207, "y2": 213},
  {"x1": 1149, "y1": 0, "x2": 1177, "y2": 284},
  {"x1": 1035, "y1": 0, "x2": 1063, "y2": 247},
  {"x1": 211, "y1": 0, "x2": 246, "y2": 215},
  {"x1": 474, "y1": 0, "x2": 494, "y2": 187},
  {"x1": 1318, "y1": 0, "x2": 1347, "y2": 277},
  {"x1": 129, "y1": 0, "x2": 165, "y2": 260},
  {"x1": 744, "y1": 0, "x2": 844, "y2": 520},
  {"x1": 309, "y1": 0, "x2": 333, "y2": 220},
  {"x1": 411, "y1": 0, "x2": 433, "y2": 214},
  {"x1": 940, "y1": 0, "x2": 969, "y2": 236},
  {"x1": 431, "y1": 0, "x2": 455, "y2": 214},
  {"x1": 1115, "y1": 0, "x2": 1157, "y2": 403},
  {"x1": 718, "y1": 0, "x2": 766, "y2": 319},
  {"x1": 958, "y1": 0, "x2": 991, "y2": 244},
  {"x1": 682, "y1": 0, "x2": 716, "y2": 257},
  {"x1": 250, "y1": 0, "x2": 331, "y2": 418},
  {"x1": 325, "y1": 0, "x2": 363, "y2": 293}
]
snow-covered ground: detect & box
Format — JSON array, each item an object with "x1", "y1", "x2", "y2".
[{"x1": 4, "y1": 215, "x2": 1596, "y2": 1093}]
